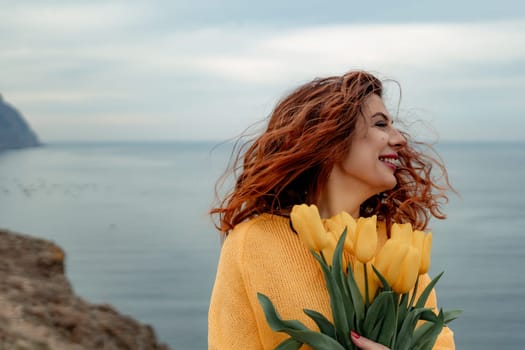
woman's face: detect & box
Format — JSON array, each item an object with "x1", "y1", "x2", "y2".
[{"x1": 331, "y1": 94, "x2": 406, "y2": 199}]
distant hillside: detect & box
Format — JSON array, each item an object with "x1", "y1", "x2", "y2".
[{"x1": 0, "y1": 94, "x2": 40, "y2": 151}]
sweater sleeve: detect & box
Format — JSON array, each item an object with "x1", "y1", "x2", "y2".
[
  {"x1": 208, "y1": 226, "x2": 264, "y2": 350},
  {"x1": 416, "y1": 274, "x2": 456, "y2": 350}
]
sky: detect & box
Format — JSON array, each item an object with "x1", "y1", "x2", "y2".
[{"x1": 1, "y1": 0, "x2": 524, "y2": 142}]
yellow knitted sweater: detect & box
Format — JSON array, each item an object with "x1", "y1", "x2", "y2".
[{"x1": 208, "y1": 214, "x2": 455, "y2": 349}]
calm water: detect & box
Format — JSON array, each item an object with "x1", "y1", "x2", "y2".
[{"x1": 0, "y1": 141, "x2": 523, "y2": 349}]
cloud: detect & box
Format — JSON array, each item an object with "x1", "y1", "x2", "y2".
[
  {"x1": 1, "y1": 4, "x2": 524, "y2": 141},
  {"x1": 184, "y1": 20, "x2": 525, "y2": 84},
  {"x1": 10, "y1": 91, "x2": 128, "y2": 104},
  {"x1": 1, "y1": 2, "x2": 148, "y2": 32}
]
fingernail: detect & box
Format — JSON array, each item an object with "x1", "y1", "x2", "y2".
[{"x1": 350, "y1": 330, "x2": 360, "y2": 339}]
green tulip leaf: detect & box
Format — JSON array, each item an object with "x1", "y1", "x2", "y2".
[
  {"x1": 363, "y1": 291, "x2": 391, "y2": 331},
  {"x1": 415, "y1": 272, "x2": 444, "y2": 309},
  {"x1": 258, "y1": 293, "x2": 346, "y2": 350},
  {"x1": 443, "y1": 309, "x2": 463, "y2": 324},
  {"x1": 332, "y1": 228, "x2": 348, "y2": 271},
  {"x1": 398, "y1": 293, "x2": 408, "y2": 319},
  {"x1": 408, "y1": 276, "x2": 421, "y2": 309},
  {"x1": 346, "y1": 263, "x2": 365, "y2": 323},
  {"x1": 275, "y1": 337, "x2": 303, "y2": 350},
  {"x1": 417, "y1": 308, "x2": 439, "y2": 323},
  {"x1": 312, "y1": 251, "x2": 351, "y2": 347},
  {"x1": 369, "y1": 319, "x2": 384, "y2": 343},
  {"x1": 303, "y1": 309, "x2": 336, "y2": 338},
  {"x1": 371, "y1": 264, "x2": 392, "y2": 292},
  {"x1": 362, "y1": 291, "x2": 396, "y2": 346},
  {"x1": 397, "y1": 292, "x2": 409, "y2": 331},
  {"x1": 377, "y1": 293, "x2": 397, "y2": 346},
  {"x1": 396, "y1": 307, "x2": 440, "y2": 350},
  {"x1": 284, "y1": 329, "x2": 347, "y2": 350},
  {"x1": 257, "y1": 293, "x2": 309, "y2": 332},
  {"x1": 411, "y1": 310, "x2": 445, "y2": 350},
  {"x1": 333, "y1": 229, "x2": 358, "y2": 339},
  {"x1": 412, "y1": 323, "x2": 442, "y2": 350}
]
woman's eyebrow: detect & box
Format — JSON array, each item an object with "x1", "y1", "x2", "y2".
[{"x1": 371, "y1": 112, "x2": 392, "y2": 122}]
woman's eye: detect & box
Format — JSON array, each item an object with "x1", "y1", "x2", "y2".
[{"x1": 375, "y1": 122, "x2": 388, "y2": 128}]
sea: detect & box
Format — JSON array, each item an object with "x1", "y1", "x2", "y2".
[{"x1": 0, "y1": 141, "x2": 523, "y2": 350}]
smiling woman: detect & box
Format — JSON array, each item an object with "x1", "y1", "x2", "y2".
[
  {"x1": 319, "y1": 94, "x2": 407, "y2": 219},
  {"x1": 208, "y1": 70, "x2": 455, "y2": 350}
]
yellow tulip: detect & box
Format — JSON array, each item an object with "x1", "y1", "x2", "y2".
[
  {"x1": 373, "y1": 239, "x2": 409, "y2": 288},
  {"x1": 390, "y1": 222, "x2": 413, "y2": 243},
  {"x1": 290, "y1": 204, "x2": 328, "y2": 252},
  {"x1": 419, "y1": 232, "x2": 432, "y2": 274},
  {"x1": 411, "y1": 230, "x2": 425, "y2": 272},
  {"x1": 323, "y1": 217, "x2": 345, "y2": 241},
  {"x1": 353, "y1": 260, "x2": 379, "y2": 303},
  {"x1": 321, "y1": 231, "x2": 338, "y2": 266},
  {"x1": 392, "y1": 246, "x2": 421, "y2": 294},
  {"x1": 372, "y1": 239, "x2": 394, "y2": 279},
  {"x1": 324, "y1": 211, "x2": 356, "y2": 253},
  {"x1": 412, "y1": 230, "x2": 425, "y2": 250},
  {"x1": 354, "y1": 215, "x2": 378, "y2": 263}
]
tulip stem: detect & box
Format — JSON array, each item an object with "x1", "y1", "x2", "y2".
[
  {"x1": 408, "y1": 276, "x2": 420, "y2": 309},
  {"x1": 390, "y1": 293, "x2": 399, "y2": 349},
  {"x1": 319, "y1": 251, "x2": 327, "y2": 265},
  {"x1": 364, "y1": 263, "x2": 370, "y2": 306}
]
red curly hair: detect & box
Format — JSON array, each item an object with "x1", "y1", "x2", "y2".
[{"x1": 211, "y1": 71, "x2": 451, "y2": 234}]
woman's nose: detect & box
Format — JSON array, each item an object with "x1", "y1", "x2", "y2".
[{"x1": 389, "y1": 128, "x2": 406, "y2": 149}]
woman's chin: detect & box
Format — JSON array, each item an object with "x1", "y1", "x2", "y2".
[{"x1": 379, "y1": 178, "x2": 397, "y2": 193}]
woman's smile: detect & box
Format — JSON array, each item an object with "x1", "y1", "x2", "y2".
[{"x1": 378, "y1": 154, "x2": 399, "y2": 171}]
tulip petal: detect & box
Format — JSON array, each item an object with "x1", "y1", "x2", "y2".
[
  {"x1": 291, "y1": 204, "x2": 328, "y2": 252},
  {"x1": 374, "y1": 240, "x2": 409, "y2": 288},
  {"x1": 353, "y1": 261, "x2": 379, "y2": 303},
  {"x1": 391, "y1": 223, "x2": 413, "y2": 243},
  {"x1": 411, "y1": 230, "x2": 425, "y2": 274},
  {"x1": 327, "y1": 211, "x2": 357, "y2": 253},
  {"x1": 419, "y1": 232, "x2": 433, "y2": 274},
  {"x1": 392, "y1": 247, "x2": 421, "y2": 294},
  {"x1": 321, "y1": 232, "x2": 337, "y2": 267},
  {"x1": 355, "y1": 216, "x2": 378, "y2": 263}
]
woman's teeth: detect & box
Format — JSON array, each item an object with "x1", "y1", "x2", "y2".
[{"x1": 379, "y1": 157, "x2": 398, "y2": 165}]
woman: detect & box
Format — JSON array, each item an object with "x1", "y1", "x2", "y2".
[{"x1": 208, "y1": 71, "x2": 455, "y2": 349}]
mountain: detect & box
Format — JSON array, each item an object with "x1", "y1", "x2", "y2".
[{"x1": 0, "y1": 94, "x2": 40, "y2": 151}]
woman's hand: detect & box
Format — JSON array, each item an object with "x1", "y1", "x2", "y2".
[{"x1": 350, "y1": 331, "x2": 390, "y2": 350}]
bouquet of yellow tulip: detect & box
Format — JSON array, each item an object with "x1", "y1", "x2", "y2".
[{"x1": 257, "y1": 204, "x2": 461, "y2": 350}]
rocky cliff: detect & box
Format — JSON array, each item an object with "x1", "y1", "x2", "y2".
[
  {"x1": 0, "y1": 229, "x2": 171, "y2": 350},
  {"x1": 0, "y1": 95, "x2": 40, "y2": 152}
]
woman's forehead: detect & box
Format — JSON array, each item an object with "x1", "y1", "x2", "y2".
[{"x1": 362, "y1": 95, "x2": 392, "y2": 121}]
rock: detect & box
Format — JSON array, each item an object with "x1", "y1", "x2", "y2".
[
  {"x1": 0, "y1": 229, "x2": 171, "y2": 350},
  {"x1": 0, "y1": 94, "x2": 40, "y2": 152}
]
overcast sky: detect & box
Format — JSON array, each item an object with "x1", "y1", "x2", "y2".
[{"x1": 1, "y1": 1, "x2": 524, "y2": 142}]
